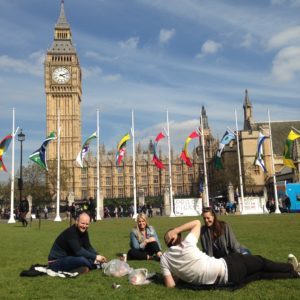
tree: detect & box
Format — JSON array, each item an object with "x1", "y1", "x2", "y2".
[
  {"x1": 46, "y1": 160, "x2": 72, "y2": 199},
  {"x1": 21, "y1": 163, "x2": 51, "y2": 205}
]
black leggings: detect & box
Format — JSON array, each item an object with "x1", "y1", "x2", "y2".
[
  {"x1": 224, "y1": 253, "x2": 299, "y2": 285},
  {"x1": 127, "y1": 241, "x2": 161, "y2": 260}
]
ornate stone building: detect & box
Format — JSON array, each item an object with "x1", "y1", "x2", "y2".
[
  {"x1": 45, "y1": 2, "x2": 219, "y2": 201},
  {"x1": 45, "y1": 1, "x2": 82, "y2": 198},
  {"x1": 81, "y1": 107, "x2": 218, "y2": 201},
  {"x1": 212, "y1": 90, "x2": 300, "y2": 197}
]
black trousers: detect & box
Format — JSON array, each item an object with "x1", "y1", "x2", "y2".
[
  {"x1": 223, "y1": 253, "x2": 299, "y2": 285},
  {"x1": 127, "y1": 241, "x2": 160, "y2": 260}
]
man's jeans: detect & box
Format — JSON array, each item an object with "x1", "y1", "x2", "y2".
[{"x1": 48, "y1": 256, "x2": 95, "y2": 272}]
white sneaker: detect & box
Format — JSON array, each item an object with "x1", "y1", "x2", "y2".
[{"x1": 288, "y1": 254, "x2": 298, "y2": 271}]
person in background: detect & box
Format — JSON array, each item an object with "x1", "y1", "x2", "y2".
[
  {"x1": 44, "y1": 206, "x2": 48, "y2": 219},
  {"x1": 200, "y1": 207, "x2": 251, "y2": 258},
  {"x1": 19, "y1": 196, "x2": 29, "y2": 227},
  {"x1": 88, "y1": 197, "x2": 96, "y2": 222},
  {"x1": 127, "y1": 213, "x2": 162, "y2": 260},
  {"x1": 285, "y1": 195, "x2": 291, "y2": 213},
  {"x1": 48, "y1": 212, "x2": 107, "y2": 274}
]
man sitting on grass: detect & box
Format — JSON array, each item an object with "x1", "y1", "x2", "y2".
[
  {"x1": 160, "y1": 220, "x2": 300, "y2": 288},
  {"x1": 48, "y1": 212, "x2": 107, "y2": 274}
]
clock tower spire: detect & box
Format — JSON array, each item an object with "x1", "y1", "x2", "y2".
[{"x1": 45, "y1": 0, "x2": 82, "y2": 199}]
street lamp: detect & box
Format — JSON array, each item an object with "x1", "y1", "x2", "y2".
[{"x1": 18, "y1": 129, "x2": 25, "y2": 203}]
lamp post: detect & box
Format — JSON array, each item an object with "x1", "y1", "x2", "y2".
[{"x1": 18, "y1": 129, "x2": 25, "y2": 203}]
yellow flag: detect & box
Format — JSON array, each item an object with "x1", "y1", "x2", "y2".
[{"x1": 287, "y1": 130, "x2": 300, "y2": 141}]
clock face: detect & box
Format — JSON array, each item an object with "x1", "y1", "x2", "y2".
[{"x1": 52, "y1": 67, "x2": 71, "y2": 84}]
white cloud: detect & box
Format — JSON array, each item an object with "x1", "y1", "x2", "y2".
[
  {"x1": 271, "y1": 0, "x2": 300, "y2": 7},
  {"x1": 268, "y1": 26, "x2": 300, "y2": 49},
  {"x1": 102, "y1": 74, "x2": 121, "y2": 81},
  {"x1": 159, "y1": 28, "x2": 176, "y2": 44},
  {"x1": 196, "y1": 40, "x2": 222, "y2": 58},
  {"x1": 136, "y1": 118, "x2": 200, "y2": 154},
  {"x1": 0, "y1": 51, "x2": 44, "y2": 76},
  {"x1": 241, "y1": 33, "x2": 255, "y2": 48},
  {"x1": 271, "y1": 46, "x2": 300, "y2": 82},
  {"x1": 119, "y1": 37, "x2": 139, "y2": 49},
  {"x1": 82, "y1": 66, "x2": 103, "y2": 78},
  {"x1": 85, "y1": 51, "x2": 119, "y2": 62}
]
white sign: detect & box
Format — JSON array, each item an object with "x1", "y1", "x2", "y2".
[
  {"x1": 240, "y1": 197, "x2": 265, "y2": 214},
  {"x1": 174, "y1": 198, "x2": 202, "y2": 216}
]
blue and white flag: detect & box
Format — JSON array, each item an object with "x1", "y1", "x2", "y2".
[
  {"x1": 29, "y1": 131, "x2": 56, "y2": 171},
  {"x1": 254, "y1": 132, "x2": 267, "y2": 172},
  {"x1": 76, "y1": 131, "x2": 97, "y2": 168},
  {"x1": 217, "y1": 130, "x2": 236, "y2": 156},
  {"x1": 215, "y1": 130, "x2": 235, "y2": 169}
]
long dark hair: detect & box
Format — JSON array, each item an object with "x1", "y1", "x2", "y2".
[{"x1": 202, "y1": 207, "x2": 225, "y2": 240}]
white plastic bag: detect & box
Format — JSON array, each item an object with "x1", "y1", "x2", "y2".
[
  {"x1": 103, "y1": 259, "x2": 132, "y2": 277},
  {"x1": 128, "y1": 268, "x2": 151, "y2": 285}
]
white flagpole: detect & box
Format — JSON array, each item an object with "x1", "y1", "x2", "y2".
[
  {"x1": 131, "y1": 110, "x2": 137, "y2": 219},
  {"x1": 234, "y1": 108, "x2": 245, "y2": 214},
  {"x1": 8, "y1": 108, "x2": 16, "y2": 224},
  {"x1": 200, "y1": 115, "x2": 209, "y2": 207},
  {"x1": 268, "y1": 109, "x2": 281, "y2": 214},
  {"x1": 166, "y1": 110, "x2": 175, "y2": 217},
  {"x1": 96, "y1": 109, "x2": 101, "y2": 220},
  {"x1": 54, "y1": 109, "x2": 61, "y2": 221}
]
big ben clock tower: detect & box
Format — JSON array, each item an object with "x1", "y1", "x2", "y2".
[{"x1": 45, "y1": 0, "x2": 82, "y2": 199}]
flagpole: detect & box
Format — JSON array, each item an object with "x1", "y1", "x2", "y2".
[
  {"x1": 131, "y1": 110, "x2": 137, "y2": 219},
  {"x1": 96, "y1": 109, "x2": 101, "y2": 220},
  {"x1": 166, "y1": 110, "x2": 175, "y2": 217},
  {"x1": 234, "y1": 108, "x2": 245, "y2": 214},
  {"x1": 268, "y1": 109, "x2": 281, "y2": 214},
  {"x1": 54, "y1": 109, "x2": 61, "y2": 221},
  {"x1": 8, "y1": 108, "x2": 16, "y2": 224},
  {"x1": 200, "y1": 115, "x2": 209, "y2": 207}
]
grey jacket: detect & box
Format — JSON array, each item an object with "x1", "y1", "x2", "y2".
[{"x1": 200, "y1": 223, "x2": 242, "y2": 258}]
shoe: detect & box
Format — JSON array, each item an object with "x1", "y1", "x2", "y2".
[
  {"x1": 70, "y1": 266, "x2": 90, "y2": 275},
  {"x1": 288, "y1": 254, "x2": 298, "y2": 271}
]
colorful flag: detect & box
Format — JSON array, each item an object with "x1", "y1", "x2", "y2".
[
  {"x1": 152, "y1": 132, "x2": 165, "y2": 169},
  {"x1": 214, "y1": 130, "x2": 235, "y2": 169},
  {"x1": 29, "y1": 131, "x2": 56, "y2": 171},
  {"x1": 116, "y1": 133, "x2": 130, "y2": 166},
  {"x1": 76, "y1": 131, "x2": 97, "y2": 168},
  {"x1": 0, "y1": 134, "x2": 13, "y2": 172},
  {"x1": 180, "y1": 131, "x2": 200, "y2": 167},
  {"x1": 283, "y1": 130, "x2": 300, "y2": 168},
  {"x1": 254, "y1": 132, "x2": 267, "y2": 172}
]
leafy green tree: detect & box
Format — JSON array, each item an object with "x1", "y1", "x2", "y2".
[{"x1": 21, "y1": 163, "x2": 51, "y2": 206}]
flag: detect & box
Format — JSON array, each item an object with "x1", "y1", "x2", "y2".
[
  {"x1": 180, "y1": 131, "x2": 200, "y2": 167},
  {"x1": 29, "y1": 131, "x2": 56, "y2": 171},
  {"x1": 283, "y1": 130, "x2": 300, "y2": 168},
  {"x1": 76, "y1": 131, "x2": 97, "y2": 168},
  {"x1": 0, "y1": 134, "x2": 13, "y2": 172},
  {"x1": 254, "y1": 132, "x2": 267, "y2": 172},
  {"x1": 152, "y1": 132, "x2": 165, "y2": 169},
  {"x1": 214, "y1": 130, "x2": 235, "y2": 169},
  {"x1": 116, "y1": 133, "x2": 130, "y2": 166}
]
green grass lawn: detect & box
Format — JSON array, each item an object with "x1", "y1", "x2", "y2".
[{"x1": 1, "y1": 214, "x2": 300, "y2": 300}]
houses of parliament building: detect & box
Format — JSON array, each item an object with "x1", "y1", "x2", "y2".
[
  {"x1": 45, "y1": 2, "x2": 300, "y2": 203},
  {"x1": 45, "y1": 2, "x2": 218, "y2": 201}
]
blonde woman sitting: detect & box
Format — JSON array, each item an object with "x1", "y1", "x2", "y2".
[{"x1": 127, "y1": 213, "x2": 162, "y2": 260}]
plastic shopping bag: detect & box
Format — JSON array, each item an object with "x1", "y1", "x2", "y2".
[{"x1": 103, "y1": 259, "x2": 132, "y2": 277}]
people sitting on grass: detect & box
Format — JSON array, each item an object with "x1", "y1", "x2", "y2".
[
  {"x1": 47, "y1": 212, "x2": 107, "y2": 274},
  {"x1": 127, "y1": 213, "x2": 162, "y2": 261},
  {"x1": 200, "y1": 206, "x2": 251, "y2": 258},
  {"x1": 160, "y1": 219, "x2": 300, "y2": 288}
]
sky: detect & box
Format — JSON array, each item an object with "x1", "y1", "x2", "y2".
[{"x1": 1, "y1": 0, "x2": 300, "y2": 182}]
